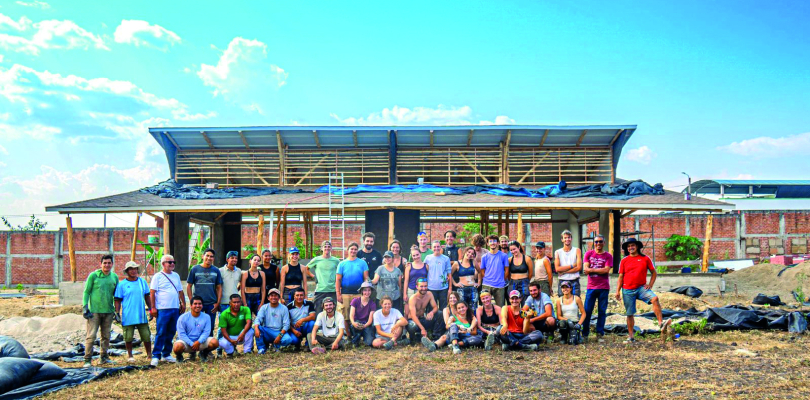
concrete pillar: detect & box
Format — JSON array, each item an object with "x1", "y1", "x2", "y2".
[{"x1": 598, "y1": 210, "x2": 610, "y2": 247}]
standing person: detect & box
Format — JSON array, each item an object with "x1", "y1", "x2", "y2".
[
  {"x1": 218, "y1": 294, "x2": 254, "y2": 356},
  {"x1": 219, "y1": 251, "x2": 242, "y2": 311},
  {"x1": 260, "y1": 249, "x2": 280, "y2": 296},
  {"x1": 447, "y1": 301, "x2": 482, "y2": 354},
  {"x1": 471, "y1": 234, "x2": 487, "y2": 270},
  {"x1": 186, "y1": 248, "x2": 223, "y2": 336},
  {"x1": 253, "y1": 289, "x2": 296, "y2": 353},
  {"x1": 425, "y1": 240, "x2": 452, "y2": 311},
  {"x1": 615, "y1": 238, "x2": 671, "y2": 343},
  {"x1": 555, "y1": 230, "x2": 583, "y2": 296},
  {"x1": 499, "y1": 236, "x2": 510, "y2": 255},
  {"x1": 372, "y1": 296, "x2": 410, "y2": 350},
  {"x1": 307, "y1": 241, "x2": 340, "y2": 313},
  {"x1": 532, "y1": 242, "x2": 554, "y2": 296},
  {"x1": 287, "y1": 288, "x2": 316, "y2": 350},
  {"x1": 82, "y1": 254, "x2": 118, "y2": 368},
  {"x1": 278, "y1": 247, "x2": 308, "y2": 304},
  {"x1": 444, "y1": 230, "x2": 459, "y2": 262},
  {"x1": 241, "y1": 255, "x2": 266, "y2": 316},
  {"x1": 389, "y1": 240, "x2": 405, "y2": 275},
  {"x1": 403, "y1": 245, "x2": 428, "y2": 318},
  {"x1": 507, "y1": 241, "x2": 533, "y2": 302},
  {"x1": 173, "y1": 296, "x2": 219, "y2": 362},
  {"x1": 358, "y1": 232, "x2": 383, "y2": 281},
  {"x1": 406, "y1": 279, "x2": 443, "y2": 343},
  {"x1": 114, "y1": 261, "x2": 152, "y2": 363},
  {"x1": 582, "y1": 234, "x2": 612, "y2": 342},
  {"x1": 149, "y1": 254, "x2": 185, "y2": 366},
  {"x1": 492, "y1": 290, "x2": 543, "y2": 351},
  {"x1": 310, "y1": 297, "x2": 346, "y2": 353},
  {"x1": 408, "y1": 231, "x2": 430, "y2": 262},
  {"x1": 479, "y1": 235, "x2": 510, "y2": 306},
  {"x1": 336, "y1": 242, "x2": 369, "y2": 333},
  {"x1": 523, "y1": 281, "x2": 557, "y2": 337},
  {"x1": 372, "y1": 251, "x2": 404, "y2": 311},
  {"x1": 453, "y1": 247, "x2": 479, "y2": 314},
  {"x1": 476, "y1": 291, "x2": 502, "y2": 350},
  {"x1": 555, "y1": 281, "x2": 586, "y2": 345},
  {"x1": 349, "y1": 282, "x2": 377, "y2": 347}
]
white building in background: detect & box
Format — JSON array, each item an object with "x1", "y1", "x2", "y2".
[{"x1": 687, "y1": 180, "x2": 810, "y2": 211}]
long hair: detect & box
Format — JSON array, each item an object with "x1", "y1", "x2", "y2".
[
  {"x1": 508, "y1": 241, "x2": 524, "y2": 254},
  {"x1": 455, "y1": 301, "x2": 474, "y2": 322}
]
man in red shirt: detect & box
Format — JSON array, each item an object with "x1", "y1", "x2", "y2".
[{"x1": 614, "y1": 238, "x2": 671, "y2": 343}]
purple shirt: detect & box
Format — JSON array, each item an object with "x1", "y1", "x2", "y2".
[
  {"x1": 584, "y1": 250, "x2": 613, "y2": 290},
  {"x1": 350, "y1": 297, "x2": 377, "y2": 324},
  {"x1": 481, "y1": 251, "x2": 509, "y2": 288}
]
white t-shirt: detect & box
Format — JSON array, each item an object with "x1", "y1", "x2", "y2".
[
  {"x1": 219, "y1": 265, "x2": 242, "y2": 305},
  {"x1": 150, "y1": 271, "x2": 182, "y2": 310},
  {"x1": 373, "y1": 308, "x2": 403, "y2": 336},
  {"x1": 315, "y1": 311, "x2": 345, "y2": 337}
]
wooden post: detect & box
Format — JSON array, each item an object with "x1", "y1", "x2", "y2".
[
  {"x1": 388, "y1": 210, "x2": 395, "y2": 249},
  {"x1": 517, "y1": 212, "x2": 524, "y2": 245},
  {"x1": 282, "y1": 212, "x2": 288, "y2": 259},
  {"x1": 130, "y1": 213, "x2": 141, "y2": 262},
  {"x1": 163, "y1": 212, "x2": 171, "y2": 255},
  {"x1": 505, "y1": 211, "x2": 510, "y2": 238},
  {"x1": 497, "y1": 211, "x2": 502, "y2": 236},
  {"x1": 66, "y1": 216, "x2": 77, "y2": 282},
  {"x1": 608, "y1": 211, "x2": 615, "y2": 256},
  {"x1": 257, "y1": 214, "x2": 265, "y2": 254},
  {"x1": 701, "y1": 215, "x2": 713, "y2": 272},
  {"x1": 275, "y1": 211, "x2": 282, "y2": 256}
]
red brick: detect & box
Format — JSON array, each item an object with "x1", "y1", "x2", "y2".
[
  {"x1": 745, "y1": 213, "x2": 780, "y2": 235},
  {"x1": 691, "y1": 215, "x2": 736, "y2": 239},
  {"x1": 62, "y1": 229, "x2": 109, "y2": 252},
  {"x1": 112, "y1": 229, "x2": 160, "y2": 253},
  {"x1": 639, "y1": 216, "x2": 686, "y2": 239},
  {"x1": 0, "y1": 256, "x2": 5, "y2": 283},
  {"x1": 10, "y1": 232, "x2": 55, "y2": 255},
  {"x1": 11, "y1": 257, "x2": 53, "y2": 285},
  {"x1": 64, "y1": 253, "x2": 110, "y2": 281},
  {"x1": 785, "y1": 212, "x2": 810, "y2": 234},
  {"x1": 0, "y1": 232, "x2": 7, "y2": 252},
  {"x1": 620, "y1": 216, "x2": 636, "y2": 233}
]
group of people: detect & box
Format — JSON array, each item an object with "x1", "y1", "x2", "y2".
[{"x1": 80, "y1": 228, "x2": 672, "y2": 366}]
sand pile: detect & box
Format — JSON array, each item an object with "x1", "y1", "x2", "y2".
[
  {"x1": 605, "y1": 314, "x2": 659, "y2": 331},
  {"x1": 0, "y1": 314, "x2": 87, "y2": 354},
  {"x1": 724, "y1": 261, "x2": 810, "y2": 301}
]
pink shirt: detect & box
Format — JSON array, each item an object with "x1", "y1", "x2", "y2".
[{"x1": 584, "y1": 250, "x2": 613, "y2": 290}]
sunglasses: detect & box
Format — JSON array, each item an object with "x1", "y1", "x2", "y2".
[
  {"x1": 165, "y1": 261, "x2": 176, "y2": 264},
  {"x1": 594, "y1": 240, "x2": 604, "y2": 244}
]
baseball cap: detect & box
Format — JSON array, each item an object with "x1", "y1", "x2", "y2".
[
  {"x1": 268, "y1": 288, "x2": 281, "y2": 296},
  {"x1": 226, "y1": 250, "x2": 239, "y2": 259},
  {"x1": 561, "y1": 281, "x2": 572, "y2": 288},
  {"x1": 124, "y1": 261, "x2": 140, "y2": 271},
  {"x1": 289, "y1": 247, "x2": 300, "y2": 254},
  {"x1": 383, "y1": 251, "x2": 394, "y2": 258},
  {"x1": 321, "y1": 297, "x2": 335, "y2": 306},
  {"x1": 535, "y1": 241, "x2": 546, "y2": 249},
  {"x1": 509, "y1": 290, "x2": 521, "y2": 299}
]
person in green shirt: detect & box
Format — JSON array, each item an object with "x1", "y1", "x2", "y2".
[
  {"x1": 408, "y1": 232, "x2": 430, "y2": 263},
  {"x1": 82, "y1": 254, "x2": 119, "y2": 367},
  {"x1": 307, "y1": 241, "x2": 341, "y2": 313},
  {"x1": 218, "y1": 294, "x2": 254, "y2": 356}
]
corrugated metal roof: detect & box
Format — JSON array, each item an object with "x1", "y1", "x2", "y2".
[{"x1": 712, "y1": 180, "x2": 810, "y2": 186}]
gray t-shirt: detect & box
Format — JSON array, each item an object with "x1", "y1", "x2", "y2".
[
  {"x1": 219, "y1": 265, "x2": 242, "y2": 305},
  {"x1": 424, "y1": 254, "x2": 452, "y2": 291},
  {"x1": 374, "y1": 266, "x2": 403, "y2": 301},
  {"x1": 187, "y1": 265, "x2": 223, "y2": 305},
  {"x1": 315, "y1": 311, "x2": 345, "y2": 337},
  {"x1": 524, "y1": 293, "x2": 556, "y2": 318}
]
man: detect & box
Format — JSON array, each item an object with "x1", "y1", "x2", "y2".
[
  {"x1": 218, "y1": 294, "x2": 254, "y2": 356},
  {"x1": 490, "y1": 290, "x2": 543, "y2": 351},
  {"x1": 582, "y1": 234, "x2": 612, "y2": 342},
  {"x1": 219, "y1": 251, "x2": 242, "y2": 311},
  {"x1": 499, "y1": 235, "x2": 510, "y2": 254},
  {"x1": 555, "y1": 230, "x2": 583, "y2": 296},
  {"x1": 186, "y1": 248, "x2": 223, "y2": 336},
  {"x1": 149, "y1": 254, "x2": 185, "y2": 366},
  {"x1": 336, "y1": 242, "x2": 369, "y2": 333},
  {"x1": 615, "y1": 238, "x2": 671, "y2": 343},
  {"x1": 287, "y1": 288, "x2": 316, "y2": 349},
  {"x1": 114, "y1": 261, "x2": 152, "y2": 363},
  {"x1": 522, "y1": 281, "x2": 557, "y2": 338},
  {"x1": 82, "y1": 254, "x2": 118, "y2": 367},
  {"x1": 406, "y1": 278, "x2": 444, "y2": 342},
  {"x1": 253, "y1": 288, "x2": 296, "y2": 353},
  {"x1": 479, "y1": 235, "x2": 509, "y2": 306},
  {"x1": 307, "y1": 241, "x2": 340, "y2": 313},
  {"x1": 372, "y1": 296, "x2": 410, "y2": 350},
  {"x1": 174, "y1": 296, "x2": 219, "y2": 362},
  {"x1": 408, "y1": 232, "x2": 430, "y2": 262},
  {"x1": 471, "y1": 234, "x2": 487, "y2": 270},
  {"x1": 533, "y1": 242, "x2": 554, "y2": 296},
  {"x1": 310, "y1": 297, "x2": 346, "y2": 353},
  {"x1": 358, "y1": 232, "x2": 383, "y2": 278},
  {"x1": 444, "y1": 230, "x2": 459, "y2": 262},
  {"x1": 425, "y1": 240, "x2": 452, "y2": 311}
]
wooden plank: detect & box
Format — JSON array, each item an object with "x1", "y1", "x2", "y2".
[
  {"x1": 701, "y1": 215, "x2": 713, "y2": 272},
  {"x1": 239, "y1": 131, "x2": 250, "y2": 149},
  {"x1": 539, "y1": 129, "x2": 549, "y2": 146},
  {"x1": 231, "y1": 155, "x2": 270, "y2": 185},
  {"x1": 430, "y1": 130, "x2": 434, "y2": 148},
  {"x1": 353, "y1": 130, "x2": 358, "y2": 147},
  {"x1": 517, "y1": 212, "x2": 523, "y2": 244},
  {"x1": 503, "y1": 130, "x2": 511, "y2": 184},
  {"x1": 467, "y1": 129, "x2": 473, "y2": 146},
  {"x1": 576, "y1": 129, "x2": 588, "y2": 146},
  {"x1": 457, "y1": 153, "x2": 491, "y2": 184},
  {"x1": 277, "y1": 131, "x2": 285, "y2": 186},
  {"x1": 214, "y1": 212, "x2": 228, "y2": 221},
  {"x1": 130, "y1": 213, "x2": 141, "y2": 262},
  {"x1": 293, "y1": 158, "x2": 328, "y2": 186},
  {"x1": 608, "y1": 211, "x2": 614, "y2": 256},
  {"x1": 143, "y1": 211, "x2": 160, "y2": 220},
  {"x1": 163, "y1": 212, "x2": 170, "y2": 255},
  {"x1": 312, "y1": 130, "x2": 321, "y2": 148},
  {"x1": 516, "y1": 151, "x2": 551, "y2": 184},
  {"x1": 257, "y1": 214, "x2": 265, "y2": 254},
  {"x1": 388, "y1": 210, "x2": 395, "y2": 249},
  {"x1": 608, "y1": 129, "x2": 625, "y2": 147},
  {"x1": 163, "y1": 132, "x2": 181, "y2": 150},
  {"x1": 66, "y1": 216, "x2": 77, "y2": 282}
]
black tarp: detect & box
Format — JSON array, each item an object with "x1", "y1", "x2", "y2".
[
  {"x1": 0, "y1": 366, "x2": 146, "y2": 400},
  {"x1": 752, "y1": 294, "x2": 785, "y2": 306},
  {"x1": 669, "y1": 286, "x2": 704, "y2": 298},
  {"x1": 0, "y1": 337, "x2": 29, "y2": 359}
]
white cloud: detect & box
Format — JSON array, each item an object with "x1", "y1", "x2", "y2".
[
  {"x1": 717, "y1": 132, "x2": 810, "y2": 159},
  {"x1": 0, "y1": 12, "x2": 107, "y2": 55},
  {"x1": 0, "y1": 13, "x2": 32, "y2": 31},
  {"x1": 330, "y1": 105, "x2": 515, "y2": 126},
  {"x1": 0, "y1": 54, "x2": 4, "y2": 63},
  {"x1": 624, "y1": 146, "x2": 656, "y2": 164},
  {"x1": 113, "y1": 20, "x2": 181, "y2": 51},
  {"x1": 0, "y1": 143, "x2": 7, "y2": 155},
  {"x1": 197, "y1": 37, "x2": 287, "y2": 106},
  {"x1": 15, "y1": 1, "x2": 50, "y2": 9}
]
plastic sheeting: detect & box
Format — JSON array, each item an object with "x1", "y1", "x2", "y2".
[
  {"x1": 669, "y1": 286, "x2": 704, "y2": 298},
  {"x1": 0, "y1": 336, "x2": 29, "y2": 359},
  {"x1": 140, "y1": 179, "x2": 306, "y2": 199},
  {"x1": 752, "y1": 294, "x2": 785, "y2": 306},
  {"x1": 0, "y1": 366, "x2": 145, "y2": 400}
]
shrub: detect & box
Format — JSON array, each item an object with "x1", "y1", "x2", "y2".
[{"x1": 664, "y1": 234, "x2": 703, "y2": 261}]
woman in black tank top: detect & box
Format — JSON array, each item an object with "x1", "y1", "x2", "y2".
[
  {"x1": 476, "y1": 290, "x2": 502, "y2": 340},
  {"x1": 508, "y1": 241, "x2": 534, "y2": 302},
  {"x1": 279, "y1": 250, "x2": 307, "y2": 304},
  {"x1": 241, "y1": 255, "x2": 266, "y2": 315},
  {"x1": 260, "y1": 250, "x2": 279, "y2": 295}
]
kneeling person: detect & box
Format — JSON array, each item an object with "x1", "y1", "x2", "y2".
[
  {"x1": 493, "y1": 290, "x2": 543, "y2": 351},
  {"x1": 173, "y1": 296, "x2": 219, "y2": 362},
  {"x1": 253, "y1": 289, "x2": 296, "y2": 353},
  {"x1": 287, "y1": 288, "x2": 316, "y2": 349},
  {"x1": 406, "y1": 279, "x2": 443, "y2": 342},
  {"x1": 310, "y1": 297, "x2": 346, "y2": 353},
  {"x1": 373, "y1": 296, "x2": 409, "y2": 350},
  {"x1": 219, "y1": 294, "x2": 254, "y2": 356}
]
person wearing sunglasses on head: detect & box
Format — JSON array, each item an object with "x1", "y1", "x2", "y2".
[
  {"x1": 582, "y1": 234, "x2": 613, "y2": 342},
  {"x1": 149, "y1": 254, "x2": 185, "y2": 366}
]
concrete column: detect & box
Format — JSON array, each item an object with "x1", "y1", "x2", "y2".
[
  {"x1": 598, "y1": 210, "x2": 610, "y2": 247},
  {"x1": 685, "y1": 216, "x2": 691, "y2": 236},
  {"x1": 171, "y1": 213, "x2": 190, "y2": 279},
  {"x1": 735, "y1": 213, "x2": 743, "y2": 258},
  {"x1": 53, "y1": 230, "x2": 61, "y2": 285}
]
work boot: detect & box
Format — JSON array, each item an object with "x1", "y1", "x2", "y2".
[
  {"x1": 484, "y1": 333, "x2": 496, "y2": 351},
  {"x1": 421, "y1": 337, "x2": 437, "y2": 352}
]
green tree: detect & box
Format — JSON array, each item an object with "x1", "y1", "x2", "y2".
[
  {"x1": 457, "y1": 217, "x2": 497, "y2": 244},
  {"x1": 1, "y1": 215, "x2": 48, "y2": 234},
  {"x1": 663, "y1": 234, "x2": 703, "y2": 261}
]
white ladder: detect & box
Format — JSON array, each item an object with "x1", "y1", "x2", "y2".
[
  {"x1": 327, "y1": 172, "x2": 346, "y2": 259},
  {"x1": 188, "y1": 224, "x2": 202, "y2": 265}
]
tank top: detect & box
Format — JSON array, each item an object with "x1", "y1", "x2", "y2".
[
  {"x1": 561, "y1": 297, "x2": 579, "y2": 320},
  {"x1": 408, "y1": 264, "x2": 428, "y2": 290},
  {"x1": 480, "y1": 306, "x2": 500, "y2": 326},
  {"x1": 245, "y1": 270, "x2": 263, "y2": 289},
  {"x1": 509, "y1": 255, "x2": 530, "y2": 274},
  {"x1": 261, "y1": 263, "x2": 278, "y2": 291},
  {"x1": 505, "y1": 307, "x2": 525, "y2": 333},
  {"x1": 284, "y1": 263, "x2": 303, "y2": 287},
  {"x1": 454, "y1": 318, "x2": 471, "y2": 329},
  {"x1": 535, "y1": 256, "x2": 549, "y2": 280},
  {"x1": 555, "y1": 247, "x2": 580, "y2": 281},
  {"x1": 458, "y1": 262, "x2": 475, "y2": 278}
]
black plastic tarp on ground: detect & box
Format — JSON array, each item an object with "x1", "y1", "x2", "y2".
[
  {"x1": 0, "y1": 366, "x2": 145, "y2": 400},
  {"x1": 752, "y1": 294, "x2": 785, "y2": 306},
  {"x1": 669, "y1": 286, "x2": 704, "y2": 298}
]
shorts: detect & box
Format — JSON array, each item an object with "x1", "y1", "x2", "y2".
[
  {"x1": 621, "y1": 287, "x2": 657, "y2": 316},
  {"x1": 122, "y1": 323, "x2": 151, "y2": 343},
  {"x1": 176, "y1": 337, "x2": 216, "y2": 353},
  {"x1": 340, "y1": 294, "x2": 361, "y2": 319}
]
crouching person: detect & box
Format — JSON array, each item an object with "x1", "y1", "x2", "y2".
[
  {"x1": 556, "y1": 281, "x2": 586, "y2": 345},
  {"x1": 489, "y1": 290, "x2": 543, "y2": 351},
  {"x1": 310, "y1": 297, "x2": 346, "y2": 354},
  {"x1": 447, "y1": 301, "x2": 482, "y2": 354},
  {"x1": 218, "y1": 294, "x2": 254, "y2": 356},
  {"x1": 173, "y1": 296, "x2": 219, "y2": 362},
  {"x1": 287, "y1": 288, "x2": 316, "y2": 350},
  {"x1": 253, "y1": 288, "x2": 296, "y2": 353},
  {"x1": 372, "y1": 296, "x2": 410, "y2": 350}
]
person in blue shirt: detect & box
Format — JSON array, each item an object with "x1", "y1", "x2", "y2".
[
  {"x1": 114, "y1": 261, "x2": 153, "y2": 363},
  {"x1": 253, "y1": 288, "x2": 296, "y2": 353},
  {"x1": 173, "y1": 296, "x2": 219, "y2": 362},
  {"x1": 286, "y1": 288, "x2": 316, "y2": 349},
  {"x1": 479, "y1": 235, "x2": 510, "y2": 306},
  {"x1": 336, "y1": 242, "x2": 369, "y2": 333}
]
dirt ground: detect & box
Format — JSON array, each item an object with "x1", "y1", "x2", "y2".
[
  {"x1": 725, "y1": 261, "x2": 810, "y2": 301},
  {"x1": 0, "y1": 294, "x2": 80, "y2": 319}
]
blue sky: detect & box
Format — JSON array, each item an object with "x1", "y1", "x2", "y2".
[{"x1": 1, "y1": 0, "x2": 809, "y2": 229}]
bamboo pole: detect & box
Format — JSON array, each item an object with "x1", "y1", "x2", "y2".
[
  {"x1": 388, "y1": 210, "x2": 395, "y2": 249},
  {"x1": 130, "y1": 213, "x2": 141, "y2": 262},
  {"x1": 163, "y1": 212, "x2": 171, "y2": 255},
  {"x1": 282, "y1": 211, "x2": 288, "y2": 259},
  {"x1": 276, "y1": 211, "x2": 282, "y2": 256},
  {"x1": 701, "y1": 215, "x2": 713, "y2": 272},
  {"x1": 257, "y1": 214, "x2": 265, "y2": 254},
  {"x1": 66, "y1": 216, "x2": 77, "y2": 282},
  {"x1": 608, "y1": 211, "x2": 615, "y2": 256},
  {"x1": 517, "y1": 212, "x2": 524, "y2": 245}
]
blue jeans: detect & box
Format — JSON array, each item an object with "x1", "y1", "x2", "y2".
[
  {"x1": 245, "y1": 293, "x2": 262, "y2": 316},
  {"x1": 447, "y1": 324, "x2": 483, "y2": 347},
  {"x1": 152, "y1": 308, "x2": 179, "y2": 359},
  {"x1": 350, "y1": 325, "x2": 376, "y2": 347},
  {"x1": 583, "y1": 289, "x2": 609, "y2": 337},
  {"x1": 202, "y1": 303, "x2": 216, "y2": 336},
  {"x1": 558, "y1": 278, "x2": 581, "y2": 296},
  {"x1": 622, "y1": 287, "x2": 656, "y2": 316},
  {"x1": 290, "y1": 320, "x2": 315, "y2": 346},
  {"x1": 457, "y1": 286, "x2": 478, "y2": 313},
  {"x1": 496, "y1": 330, "x2": 544, "y2": 349},
  {"x1": 255, "y1": 326, "x2": 296, "y2": 352},
  {"x1": 509, "y1": 278, "x2": 531, "y2": 302}
]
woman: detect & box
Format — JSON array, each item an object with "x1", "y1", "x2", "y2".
[
  {"x1": 240, "y1": 255, "x2": 266, "y2": 316},
  {"x1": 260, "y1": 249, "x2": 279, "y2": 298},
  {"x1": 389, "y1": 240, "x2": 405, "y2": 274},
  {"x1": 278, "y1": 248, "x2": 308, "y2": 304},
  {"x1": 372, "y1": 296, "x2": 409, "y2": 350},
  {"x1": 533, "y1": 242, "x2": 554, "y2": 296},
  {"x1": 508, "y1": 241, "x2": 534, "y2": 302},
  {"x1": 475, "y1": 290, "x2": 502, "y2": 350},
  {"x1": 452, "y1": 247, "x2": 479, "y2": 313},
  {"x1": 447, "y1": 301, "x2": 481, "y2": 354},
  {"x1": 372, "y1": 251, "x2": 403, "y2": 311},
  {"x1": 555, "y1": 281, "x2": 586, "y2": 345},
  {"x1": 403, "y1": 245, "x2": 428, "y2": 318},
  {"x1": 350, "y1": 282, "x2": 377, "y2": 347},
  {"x1": 421, "y1": 291, "x2": 459, "y2": 351}
]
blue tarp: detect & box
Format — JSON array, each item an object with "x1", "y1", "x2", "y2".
[{"x1": 140, "y1": 180, "x2": 306, "y2": 200}]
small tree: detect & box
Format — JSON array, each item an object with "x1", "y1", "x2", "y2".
[
  {"x1": 663, "y1": 234, "x2": 703, "y2": 261},
  {"x1": 2, "y1": 215, "x2": 48, "y2": 234},
  {"x1": 457, "y1": 217, "x2": 497, "y2": 244}
]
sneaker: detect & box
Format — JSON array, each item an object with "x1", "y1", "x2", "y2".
[
  {"x1": 525, "y1": 344, "x2": 539, "y2": 351},
  {"x1": 624, "y1": 337, "x2": 636, "y2": 344},
  {"x1": 127, "y1": 357, "x2": 136, "y2": 363},
  {"x1": 200, "y1": 351, "x2": 210, "y2": 362},
  {"x1": 176, "y1": 354, "x2": 185, "y2": 363},
  {"x1": 484, "y1": 334, "x2": 496, "y2": 351},
  {"x1": 83, "y1": 361, "x2": 92, "y2": 368},
  {"x1": 398, "y1": 338, "x2": 410, "y2": 347},
  {"x1": 311, "y1": 347, "x2": 326, "y2": 354},
  {"x1": 501, "y1": 343, "x2": 509, "y2": 351},
  {"x1": 421, "y1": 337, "x2": 437, "y2": 352},
  {"x1": 99, "y1": 357, "x2": 115, "y2": 365},
  {"x1": 150, "y1": 358, "x2": 159, "y2": 367},
  {"x1": 452, "y1": 345, "x2": 461, "y2": 355},
  {"x1": 383, "y1": 340, "x2": 395, "y2": 350},
  {"x1": 257, "y1": 349, "x2": 266, "y2": 355},
  {"x1": 164, "y1": 355, "x2": 177, "y2": 363}
]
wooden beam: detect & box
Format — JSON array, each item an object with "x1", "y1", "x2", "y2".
[
  {"x1": 467, "y1": 129, "x2": 474, "y2": 146},
  {"x1": 294, "y1": 158, "x2": 328, "y2": 186},
  {"x1": 516, "y1": 151, "x2": 551, "y2": 184},
  {"x1": 608, "y1": 129, "x2": 625, "y2": 147},
  {"x1": 312, "y1": 130, "x2": 321, "y2": 148},
  {"x1": 517, "y1": 212, "x2": 524, "y2": 245},
  {"x1": 130, "y1": 213, "x2": 141, "y2": 262},
  {"x1": 276, "y1": 131, "x2": 285, "y2": 186},
  {"x1": 503, "y1": 130, "x2": 511, "y2": 184},
  {"x1": 576, "y1": 129, "x2": 588, "y2": 146},
  {"x1": 505, "y1": 210, "x2": 510, "y2": 238},
  {"x1": 163, "y1": 132, "x2": 181, "y2": 150},
  {"x1": 239, "y1": 131, "x2": 250, "y2": 150},
  {"x1": 66, "y1": 216, "x2": 77, "y2": 282},
  {"x1": 539, "y1": 129, "x2": 549, "y2": 146},
  {"x1": 257, "y1": 214, "x2": 265, "y2": 254},
  {"x1": 701, "y1": 215, "x2": 713, "y2": 272},
  {"x1": 201, "y1": 132, "x2": 214, "y2": 149},
  {"x1": 282, "y1": 212, "x2": 288, "y2": 259},
  {"x1": 621, "y1": 209, "x2": 637, "y2": 218},
  {"x1": 352, "y1": 130, "x2": 358, "y2": 147},
  {"x1": 608, "y1": 211, "x2": 614, "y2": 256},
  {"x1": 388, "y1": 210, "x2": 395, "y2": 249},
  {"x1": 232, "y1": 155, "x2": 270, "y2": 185},
  {"x1": 214, "y1": 212, "x2": 228, "y2": 221},
  {"x1": 163, "y1": 212, "x2": 170, "y2": 255},
  {"x1": 143, "y1": 211, "x2": 160, "y2": 220},
  {"x1": 457, "y1": 153, "x2": 491, "y2": 184}
]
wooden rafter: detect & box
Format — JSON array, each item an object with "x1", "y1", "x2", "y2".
[
  {"x1": 294, "y1": 158, "x2": 328, "y2": 186},
  {"x1": 312, "y1": 130, "x2": 321, "y2": 148},
  {"x1": 163, "y1": 132, "x2": 181, "y2": 150},
  {"x1": 201, "y1": 132, "x2": 214, "y2": 149},
  {"x1": 467, "y1": 129, "x2": 473, "y2": 146},
  {"x1": 609, "y1": 129, "x2": 625, "y2": 147},
  {"x1": 576, "y1": 129, "x2": 588, "y2": 146},
  {"x1": 232, "y1": 155, "x2": 270, "y2": 185},
  {"x1": 457, "y1": 153, "x2": 491, "y2": 184},
  {"x1": 502, "y1": 130, "x2": 512, "y2": 183},
  {"x1": 239, "y1": 131, "x2": 250, "y2": 149},
  {"x1": 516, "y1": 151, "x2": 551, "y2": 184},
  {"x1": 430, "y1": 130, "x2": 434, "y2": 147},
  {"x1": 214, "y1": 212, "x2": 229, "y2": 221},
  {"x1": 277, "y1": 131, "x2": 285, "y2": 185},
  {"x1": 143, "y1": 211, "x2": 160, "y2": 220},
  {"x1": 539, "y1": 129, "x2": 549, "y2": 146},
  {"x1": 621, "y1": 209, "x2": 637, "y2": 218},
  {"x1": 353, "y1": 130, "x2": 358, "y2": 147}
]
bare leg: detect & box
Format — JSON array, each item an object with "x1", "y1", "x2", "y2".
[
  {"x1": 627, "y1": 316, "x2": 635, "y2": 339},
  {"x1": 125, "y1": 342, "x2": 133, "y2": 357},
  {"x1": 372, "y1": 338, "x2": 387, "y2": 348},
  {"x1": 144, "y1": 342, "x2": 152, "y2": 359},
  {"x1": 651, "y1": 297, "x2": 664, "y2": 325},
  {"x1": 435, "y1": 335, "x2": 448, "y2": 347}
]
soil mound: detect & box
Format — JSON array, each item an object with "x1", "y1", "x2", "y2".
[{"x1": 724, "y1": 261, "x2": 810, "y2": 301}]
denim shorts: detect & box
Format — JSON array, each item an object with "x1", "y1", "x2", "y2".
[{"x1": 621, "y1": 287, "x2": 656, "y2": 316}]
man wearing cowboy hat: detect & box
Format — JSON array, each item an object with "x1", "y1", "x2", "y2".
[
  {"x1": 114, "y1": 261, "x2": 153, "y2": 363},
  {"x1": 615, "y1": 238, "x2": 671, "y2": 343}
]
